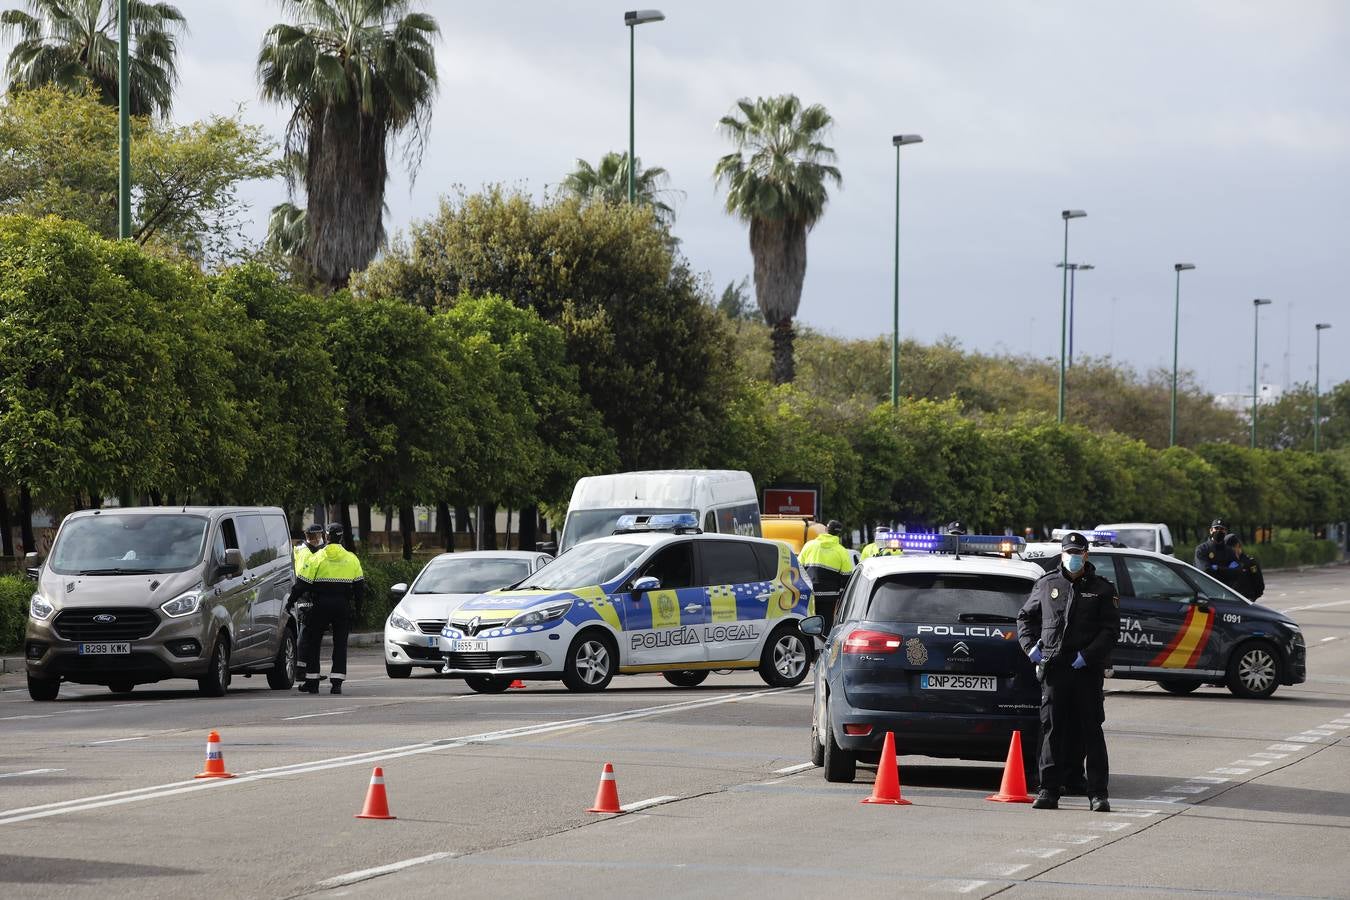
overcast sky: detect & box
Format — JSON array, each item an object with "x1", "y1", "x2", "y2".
[{"x1": 166, "y1": 1, "x2": 1349, "y2": 395}]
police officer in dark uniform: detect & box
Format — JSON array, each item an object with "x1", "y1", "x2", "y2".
[
  {"x1": 1017, "y1": 531, "x2": 1119, "y2": 811},
  {"x1": 1225, "y1": 533, "x2": 1265, "y2": 600},
  {"x1": 1194, "y1": 519, "x2": 1237, "y2": 583}
]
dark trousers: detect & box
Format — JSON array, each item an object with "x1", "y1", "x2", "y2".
[
  {"x1": 816, "y1": 593, "x2": 840, "y2": 633},
  {"x1": 1038, "y1": 663, "x2": 1109, "y2": 796},
  {"x1": 292, "y1": 602, "x2": 310, "y2": 677},
  {"x1": 301, "y1": 596, "x2": 351, "y2": 680}
]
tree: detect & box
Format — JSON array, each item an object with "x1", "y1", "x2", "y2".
[
  {"x1": 713, "y1": 94, "x2": 841, "y2": 384},
  {"x1": 715, "y1": 275, "x2": 756, "y2": 322},
  {"x1": 1, "y1": 0, "x2": 186, "y2": 117},
  {"x1": 0, "y1": 84, "x2": 281, "y2": 263},
  {"x1": 561, "y1": 151, "x2": 677, "y2": 226},
  {"x1": 258, "y1": 0, "x2": 439, "y2": 289}
]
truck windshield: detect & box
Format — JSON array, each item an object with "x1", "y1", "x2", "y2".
[
  {"x1": 520, "y1": 541, "x2": 646, "y2": 590},
  {"x1": 1112, "y1": 529, "x2": 1156, "y2": 551},
  {"x1": 867, "y1": 573, "x2": 1033, "y2": 624},
  {"x1": 49, "y1": 514, "x2": 209, "y2": 576},
  {"x1": 560, "y1": 508, "x2": 694, "y2": 553}
]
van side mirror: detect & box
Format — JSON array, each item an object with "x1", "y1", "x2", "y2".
[
  {"x1": 1162, "y1": 543, "x2": 1174, "y2": 555},
  {"x1": 536, "y1": 541, "x2": 557, "y2": 554},
  {"x1": 24, "y1": 551, "x2": 41, "y2": 581},
  {"x1": 631, "y1": 575, "x2": 660, "y2": 596},
  {"x1": 222, "y1": 548, "x2": 245, "y2": 576},
  {"x1": 390, "y1": 582, "x2": 408, "y2": 601}
]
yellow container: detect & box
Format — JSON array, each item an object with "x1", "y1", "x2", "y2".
[{"x1": 761, "y1": 515, "x2": 827, "y2": 553}]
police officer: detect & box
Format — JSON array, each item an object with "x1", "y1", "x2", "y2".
[
  {"x1": 294, "y1": 523, "x2": 324, "y2": 569},
  {"x1": 1224, "y1": 533, "x2": 1265, "y2": 600},
  {"x1": 860, "y1": 531, "x2": 904, "y2": 560},
  {"x1": 292, "y1": 523, "x2": 366, "y2": 695},
  {"x1": 1017, "y1": 531, "x2": 1119, "y2": 811},
  {"x1": 289, "y1": 523, "x2": 326, "y2": 685},
  {"x1": 1194, "y1": 519, "x2": 1237, "y2": 581},
  {"x1": 799, "y1": 520, "x2": 854, "y2": 631}
]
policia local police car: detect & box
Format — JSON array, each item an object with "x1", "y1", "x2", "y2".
[
  {"x1": 438, "y1": 515, "x2": 815, "y2": 693},
  {"x1": 804, "y1": 533, "x2": 1044, "y2": 784},
  {"x1": 1022, "y1": 532, "x2": 1305, "y2": 699}
]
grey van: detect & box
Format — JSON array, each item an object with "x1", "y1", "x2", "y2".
[{"x1": 24, "y1": 507, "x2": 298, "y2": 701}]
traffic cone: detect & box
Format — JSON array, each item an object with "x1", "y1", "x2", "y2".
[
  {"x1": 587, "y1": 762, "x2": 622, "y2": 813},
  {"x1": 355, "y1": 766, "x2": 396, "y2": 819},
  {"x1": 509, "y1": 679, "x2": 526, "y2": 689},
  {"x1": 861, "y1": 731, "x2": 911, "y2": 805},
  {"x1": 986, "y1": 730, "x2": 1035, "y2": 803},
  {"x1": 194, "y1": 730, "x2": 236, "y2": 779}
]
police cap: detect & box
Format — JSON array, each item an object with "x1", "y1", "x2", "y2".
[
  {"x1": 946, "y1": 521, "x2": 967, "y2": 535},
  {"x1": 1061, "y1": 531, "x2": 1089, "y2": 552},
  {"x1": 1224, "y1": 533, "x2": 1243, "y2": 548},
  {"x1": 826, "y1": 520, "x2": 844, "y2": 535},
  {"x1": 304, "y1": 523, "x2": 325, "y2": 535},
  {"x1": 325, "y1": 522, "x2": 345, "y2": 540},
  {"x1": 1210, "y1": 519, "x2": 1228, "y2": 531}
]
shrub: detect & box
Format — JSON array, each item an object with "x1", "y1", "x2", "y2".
[{"x1": 0, "y1": 576, "x2": 36, "y2": 653}]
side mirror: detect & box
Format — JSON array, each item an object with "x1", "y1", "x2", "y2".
[
  {"x1": 222, "y1": 548, "x2": 245, "y2": 576},
  {"x1": 1162, "y1": 543, "x2": 1174, "y2": 556},
  {"x1": 390, "y1": 582, "x2": 409, "y2": 601},
  {"x1": 798, "y1": 615, "x2": 825, "y2": 637},
  {"x1": 631, "y1": 575, "x2": 660, "y2": 596},
  {"x1": 536, "y1": 541, "x2": 557, "y2": 554},
  {"x1": 24, "y1": 551, "x2": 41, "y2": 580},
  {"x1": 1192, "y1": 596, "x2": 1211, "y2": 611}
]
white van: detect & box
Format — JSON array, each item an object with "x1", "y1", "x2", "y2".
[
  {"x1": 1095, "y1": 522, "x2": 1175, "y2": 555},
  {"x1": 557, "y1": 470, "x2": 761, "y2": 554}
]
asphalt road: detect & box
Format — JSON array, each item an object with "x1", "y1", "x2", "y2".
[{"x1": 2, "y1": 566, "x2": 1347, "y2": 899}]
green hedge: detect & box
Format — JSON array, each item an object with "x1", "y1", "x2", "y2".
[
  {"x1": 1251, "y1": 540, "x2": 1340, "y2": 570},
  {"x1": 0, "y1": 576, "x2": 36, "y2": 653}
]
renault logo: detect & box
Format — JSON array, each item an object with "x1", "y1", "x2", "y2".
[
  {"x1": 467, "y1": 616, "x2": 481, "y2": 636},
  {"x1": 94, "y1": 614, "x2": 117, "y2": 624},
  {"x1": 952, "y1": 640, "x2": 971, "y2": 657}
]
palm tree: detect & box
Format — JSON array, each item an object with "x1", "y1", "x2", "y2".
[
  {"x1": 562, "y1": 151, "x2": 677, "y2": 226},
  {"x1": 713, "y1": 95, "x2": 841, "y2": 384},
  {"x1": 257, "y1": 0, "x2": 438, "y2": 289},
  {"x1": 1, "y1": 0, "x2": 186, "y2": 118}
]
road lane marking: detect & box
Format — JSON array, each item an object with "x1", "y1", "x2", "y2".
[
  {"x1": 1086, "y1": 821, "x2": 1128, "y2": 831},
  {"x1": 1267, "y1": 743, "x2": 1305, "y2": 752},
  {"x1": 0, "y1": 685, "x2": 804, "y2": 826},
  {"x1": 1320, "y1": 636, "x2": 1338, "y2": 642},
  {"x1": 1015, "y1": 848, "x2": 1064, "y2": 859},
  {"x1": 282, "y1": 708, "x2": 355, "y2": 721},
  {"x1": 1162, "y1": 784, "x2": 1209, "y2": 794},
  {"x1": 0, "y1": 713, "x2": 56, "y2": 721},
  {"x1": 989, "y1": 863, "x2": 1030, "y2": 876},
  {"x1": 89, "y1": 736, "x2": 147, "y2": 745},
  {"x1": 1282, "y1": 735, "x2": 1319, "y2": 743},
  {"x1": 1301, "y1": 730, "x2": 1334, "y2": 736},
  {"x1": 1280, "y1": 599, "x2": 1350, "y2": 613},
  {"x1": 620, "y1": 795, "x2": 679, "y2": 813},
  {"x1": 316, "y1": 852, "x2": 457, "y2": 889},
  {"x1": 1185, "y1": 776, "x2": 1229, "y2": 784},
  {"x1": 0, "y1": 769, "x2": 64, "y2": 779},
  {"x1": 1210, "y1": 767, "x2": 1250, "y2": 775},
  {"x1": 949, "y1": 880, "x2": 990, "y2": 894},
  {"x1": 1048, "y1": 834, "x2": 1098, "y2": 844},
  {"x1": 1230, "y1": 759, "x2": 1271, "y2": 766},
  {"x1": 773, "y1": 762, "x2": 814, "y2": 775},
  {"x1": 1249, "y1": 752, "x2": 1288, "y2": 760}
]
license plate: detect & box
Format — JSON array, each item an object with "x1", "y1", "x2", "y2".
[
  {"x1": 426, "y1": 636, "x2": 439, "y2": 648},
  {"x1": 78, "y1": 642, "x2": 131, "y2": 655},
  {"x1": 452, "y1": 640, "x2": 488, "y2": 653},
  {"x1": 921, "y1": 673, "x2": 996, "y2": 691}
]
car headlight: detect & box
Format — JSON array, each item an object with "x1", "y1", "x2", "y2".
[
  {"x1": 506, "y1": 601, "x2": 573, "y2": 628},
  {"x1": 388, "y1": 610, "x2": 415, "y2": 632},
  {"x1": 29, "y1": 594, "x2": 54, "y2": 621},
  {"x1": 160, "y1": 590, "x2": 203, "y2": 618}
]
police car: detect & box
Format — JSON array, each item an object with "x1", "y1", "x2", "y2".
[
  {"x1": 438, "y1": 514, "x2": 814, "y2": 693},
  {"x1": 1022, "y1": 533, "x2": 1306, "y2": 699},
  {"x1": 804, "y1": 532, "x2": 1043, "y2": 784}
]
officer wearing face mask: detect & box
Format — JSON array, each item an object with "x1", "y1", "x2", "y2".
[{"x1": 1017, "y1": 531, "x2": 1119, "y2": 812}]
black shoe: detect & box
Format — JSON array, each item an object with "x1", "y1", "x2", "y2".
[
  {"x1": 330, "y1": 681, "x2": 342, "y2": 695},
  {"x1": 1032, "y1": 790, "x2": 1059, "y2": 810},
  {"x1": 298, "y1": 680, "x2": 319, "y2": 694},
  {"x1": 1089, "y1": 796, "x2": 1111, "y2": 813}
]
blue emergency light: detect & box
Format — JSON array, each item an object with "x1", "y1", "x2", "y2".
[
  {"x1": 1050, "y1": 528, "x2": 1117, "y2": 545},
  {"x1": 613, "y1": 512, "x2": 701, "y2": 534},
  {"x1": 893, "y1": 532, "x2": 1026, "y2": 557}
]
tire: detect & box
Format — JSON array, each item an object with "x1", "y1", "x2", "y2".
[
  {"x1": 267, "y1": 628, "x2": 298, "y2": 690},
  {"x1": 1226, "y1": 640, "x2": 1281, "y2": 699},
  {"x1": 108, "y1": 680, "x2": 135, "y2": 694},
  {"x1": 464, "y1": 675, "x2": 511, "y2": 693},
  {"x1": 663, "y1": 670, "x2": 709, "y2": 688},
  {"x1": 810, "y1": 707, "x2": 825, "y2": 767},
  {"x1": 821, "y1": 695, "x2": 855, "y2": 783},
  {"x1": 758, "y1": 623, "x2": 811, "y2": 687},
  {"x1": 561, "y1": 629, "x2": 617, "y2": 692},
  {"x1": 27, "y1": 673, "x2": 60, "y2": 702},
  {"x1": 385, "y1": 662, "x2": 412, "y2": 679},
  {"x1": 1157, "y1": 678, "x2": 1200, "y2": 696},
  {"x1": 197, "y1": 638, "x2": 230, "y2": 697}
]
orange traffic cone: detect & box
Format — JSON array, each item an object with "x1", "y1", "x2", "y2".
[
  {"x1": 194, "y1": 730, "x2": 236, "y2": 779},
  {"x1": 861, "y1": 731, "x2": 911, "y2": 805},
  {"x1": 587, "y1": 762, "x2": 622, "y2": 813},
  {"x1": 509, "y1": 679, "x2": 526, "y2": 689},
  {"x1": 355, "y1": 766, "x2": 396, "y2": 819},
  {"x1": 986, "y1": 730, "x2": 1035, "y2": 803}
]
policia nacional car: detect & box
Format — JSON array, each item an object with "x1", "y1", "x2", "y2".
[
  {"x1": 804, "y1": 533, "x2": 1044, "y2": 784},
  {"x1": 1023, "y1": 534, "x2": 1305, "y2": 699},
  {"x1": 438, "y1": 515, "x2": 815, "y2": 693}
]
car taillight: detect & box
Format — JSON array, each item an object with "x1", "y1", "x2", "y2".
[{"x1": 843, "y1": 629, "x2": 903, "y2": 654}]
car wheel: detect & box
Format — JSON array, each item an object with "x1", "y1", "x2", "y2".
[
  {"x1": 385, "y1": 663, "x2": 412, "y2": 679},
  {"x1": 197, "y1": 639, "x2": 230, "y2": 697},
  {"x1": 108, "y1": 680, "x2": 135, "y2": 694},
  {"x1": 1157, "y1": 678, "x2": 1200, "y2": 695},
  {"x1": 27, "y1": 673, "x2": 60, "y2": 702},
  {"x1": 267, "y1": 628, "x2": 297, "y2": 690},
  {"x1": 810, "y1": 711, "x2": 825, "y2": 767},
  {"x1": 464, "y1": 675, "x2": 511, "y2": 693},
  {"x1": 562, "y1": 630, "x2": 617, "y2": 692},
  {"x1": 821, "y1": 695, "x2": 855, "y2": 783},
  {"x1": 663, "y1": 670, "x2": 709, "y2": 688},
  {"x1": 1226, "y1": 640, "x2": 1280, "y2": 699},
  {"x1": 758, "y1": 623, "x2": 811, "y2": 687}
]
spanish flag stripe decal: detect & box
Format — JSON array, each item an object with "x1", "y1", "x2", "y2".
[
  {"x1": 1181, "y1": 610, "x2": 1215, "y2": 669},
  {"x1": 1149, "y1": 607, "x2": 1196, "y2": 667}
]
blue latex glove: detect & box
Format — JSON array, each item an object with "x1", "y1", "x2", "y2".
[
  {"x1": 1227, "y1": 561, "x2": 1240, "y2": 569},
  {"x1": 1028, "y1": 643, "x2": 1044, "y2": 664},
  {"x1": 1072, "y1": 652, "x2": 1087, "y2": 669}
]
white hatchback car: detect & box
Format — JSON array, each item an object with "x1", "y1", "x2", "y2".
[{"x1": 384, "y1": 550, "x2": 551, "y2": 678}]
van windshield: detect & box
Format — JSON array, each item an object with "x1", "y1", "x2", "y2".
[
  {"x1": 520, "y1": 541, "x2": 646, "y2": 590},
  {"x1": 1111, "y1": 529, "x2": 1156, "y2": 551},
  {"x1": 49, "y1": 514, "x2": 209, "y2": 576},
  {"x1": 560, "y1": 508, "x2": 694, "y2": 553}
]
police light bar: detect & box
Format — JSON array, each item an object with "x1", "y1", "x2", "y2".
[
  {"x1": 875, "y1": 528, "x2": 906, "y2": 549},
  {"x1": 613, "y1": 513, "x2": 702, "y2": 534},
  {"x1": 895, "y1": 533, "x2": 1026, "y2": 556},
  {"x1": 1050, "y1": 528, "x2": 1117, "y2": 545}
]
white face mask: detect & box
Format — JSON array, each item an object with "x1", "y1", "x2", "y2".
[{"x1": 1062, "y1": 552, "x2": 1085, "y2": 574}]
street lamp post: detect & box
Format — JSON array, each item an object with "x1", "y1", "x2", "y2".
[
  {"x1": 1058, "y1": 210, "x2": 1087, "y2": 422},
  {"x1": 1315, "y1": 323, "x2": 1332, "y2": 452},
  {"x1": 891, "y1": 134, "x2": 923, "y2": 407},
  {"x1": 117, "y1": 0, "x2": 131, "y2": 240},
  {"x1": 1170, "y1": 263, "x2": 1196, "y2": 447},
  {"x1": 1251, "y1": 298, "x2": 1273, "y2": 449},
  {"x1": 1055, "y1": 262, "x2": 1094, "y2": 367},
  {"x1": 624, "y1": 9, "x2": 664, "y2": 205}
]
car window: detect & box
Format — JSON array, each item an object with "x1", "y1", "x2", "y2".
[
  {"x1": 696, "y1": 540, "x2": 760, "y2": 587},
  {"x1": 1173, "y1": 565, "x2": 1248, "y2": 604},
  {"x1": 837, "y1": 571, "x2": 868, "y2": 624},
  {"x1": 639, "y1": 542, "x2": 695, "y2": 590},
  {"x1": 866, "y1": 573, "x2": 1031, "y2": 623},
  {"x1": 704, "y1": 511, "x2": 717, "y2": 533},
  {"x1": 1121, "y1": 557, "x2": 1194, "y2": 601},
  {"x1": 236, "y1": 514, "x2": 275, "y2": 570},
  {"x1": 751, "y1": 542, "x2": 780, "y2": 581},
  {"x1": 264, "y1": 513, "x2": 292, "y2": 568}
]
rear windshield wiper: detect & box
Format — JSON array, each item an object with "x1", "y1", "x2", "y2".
[{"x1": 957, "y1": 612, "x2": 1017, "y2": 623}]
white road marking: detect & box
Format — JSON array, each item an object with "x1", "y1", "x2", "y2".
[
  {"x1": 1015, "y1": 848, "x2": 1064, "y2": 859},
  {"x1": 1250, "y1": 752, "x2": 1288, "y2": 760},
  {"x1": 89, "y1": 736, "x2": 147, "y2": 745},
  {"x1": 1323, "y1": 725, "x2": 1348, "y2": 731},
  {"x1": 1320, "y1": 636, "x2": 1338, "y2": 642},
  {"x1": 1281, "y1": 599, "x2": 1350, "y2": 613},
  {"x1": 1210, "y1": 767, "x2": 1251, "y2": 775},
  {"x1": 1302, "y1": 730, "x2": 1334, "y2": 737},
  {"x1": 316, "y1": 852, "x2": 457, "y2": 889},
  {"x1": 1186, "y1": 776, "x2": 1229, "y2": 784},
  {"x1": 1086, "y1": 821, "x2": 1129, "y2": 831},
  {"x1": 1048, "y1": 834, "x2": 1099, "y2": 844},
  {"x1": 0, "y1": 769, "x2": 64, "y2": 779},
  {"x1": 1140, "y1": 795, "x2": 1186, "y2": 803},
  {"x1": 1283, "y1": 735, "x2": 1319, "y2": 743},
  {"x1": 0, "y1": 713, "x2": 56, "y2": 721},
  {"x1": 950, "y1": 880, "x2": 990, "y2": 894},
  {"x1": 1162, "y1": 784, "x2": 1209, "y2": 794},
  {"x1": 989, "y1": 863, "x2": 1031, "y2": 876},
  {"x1": 773, "y1": 762, "x2": 815, "y2": 775},
  {"x1": 282, "y1": 708, "x2": 355, "y2": 721},
  {"x1": 1231, "y1": 759, "x2": 1271, "y2": 767},
  {"x1": 619, "y1": 795, "x2": 679, "y2": 813},
  {"x1": 0, "y1": 685, "x2": 804, "y2": 826},
  {"x1": 1107, "y1": 809, "x2": 1161, "y2": 817},
  {"x1": 1267, "y1": 743, "x2": 1306, "y2": 752}
]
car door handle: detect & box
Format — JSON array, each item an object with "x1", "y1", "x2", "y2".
[
  {"x1": 683, "y1": 604, "x2": 704, "y2": 613},
  {"x1": 754, "y1": 592, "x2": 771, "y2": 600}
]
